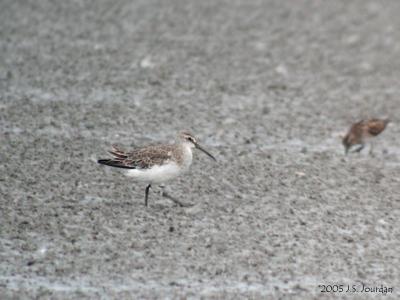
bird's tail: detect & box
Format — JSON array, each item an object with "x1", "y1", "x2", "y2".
[
  {"x1": 107, "y1": 144, "x2": 128, "y2": 159},
  {"x1": 97, "y1": 158, "x2": 134, "y2": 169},
  {"x1": 98, "y1": 159, "x2": 117, "y2": 167},
  {"x1": 98, "y1": 145, "x2": 134, "y2": 169}
]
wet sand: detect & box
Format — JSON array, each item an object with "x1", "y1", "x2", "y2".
[{"x1": 1, "y1": 0, "x2": 400, "y2": 298}]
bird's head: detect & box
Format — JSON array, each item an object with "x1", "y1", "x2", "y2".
[{"x1": 179, "y1": 131, "x2": 216, "y2": 161}]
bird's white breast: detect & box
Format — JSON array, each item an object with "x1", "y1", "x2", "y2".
[{"x1": 125, "y1": 162, "x2": 182, "y2": 183}]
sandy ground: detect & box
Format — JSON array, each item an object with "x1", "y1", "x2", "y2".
[{"x1": 1, "y1": 0, "x2": 400, "y2": 299}]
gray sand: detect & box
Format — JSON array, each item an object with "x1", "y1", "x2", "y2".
[{"x1": 1, "y1": 0, "x2": 400, "y2": 298}]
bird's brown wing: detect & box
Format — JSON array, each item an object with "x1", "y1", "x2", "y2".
[
  {"x1": 98, "y1": 145, "x2": 174, "y2": 169},
  {"x1": 350, "y1": 121, "x2": 364, "y2": 135},
  {"x1": 345, "y1": 121, "x2": 364, "y2": 143},
  {"x1": 365, "y1": 119, "x2": 388, "y2": 136}
]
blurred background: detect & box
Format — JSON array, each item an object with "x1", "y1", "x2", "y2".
[{"x1": 1, "y1": 0, "x2": 400, "y2": 298}]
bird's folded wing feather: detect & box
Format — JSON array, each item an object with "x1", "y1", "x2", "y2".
[
  {"x1": 107, "y1": 145, "x2": 174, "y2": 169},
  {"x1": 366, "y1": 120, "x2": 387, "y2": 136}
]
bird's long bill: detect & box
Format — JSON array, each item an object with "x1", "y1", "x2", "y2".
[{"x1": 195, "y1": 143, "x2": 217, "y2": 161}]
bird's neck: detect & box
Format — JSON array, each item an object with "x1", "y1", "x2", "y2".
[{"x1": 179, "y1": 142, "x2": 193, "y2": 168}]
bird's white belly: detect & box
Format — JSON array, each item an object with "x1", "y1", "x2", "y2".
[{"x1": 125, "y1": 162, "x2": 184, "y2": 184}]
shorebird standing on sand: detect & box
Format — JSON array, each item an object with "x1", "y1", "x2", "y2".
[
  {"x1": 342, "y1": 118, "x2": 390, "y2": 155},
  {"x1": 98, "y1": 131, "x2": 216, "y2": 207}
]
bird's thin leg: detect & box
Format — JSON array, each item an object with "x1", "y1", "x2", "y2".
[
  {"x1": 369, "y1": 142, "x2": 374, "y2": 156},
  {"x1": 161, "y1": 187, "x2": 192, "y2": 207},
  {"x1": 145, "y1": 184, "x2": 151, "y2": 207}
]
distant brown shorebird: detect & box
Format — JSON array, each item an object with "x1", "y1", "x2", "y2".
[
  {"x1": 98, "y1": 131, "x2": 216, "y2": 207},
  {"x1": 342, "y1": 118, "x2": 390, "y2": 155}
]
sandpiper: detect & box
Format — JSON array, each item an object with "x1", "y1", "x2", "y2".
[
  {"x1": 98, "y1": 131, "x2": 216, "y2": 207},
  {"x1": 342, "y1": 118, "x2": 390, "y2": 155}
]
